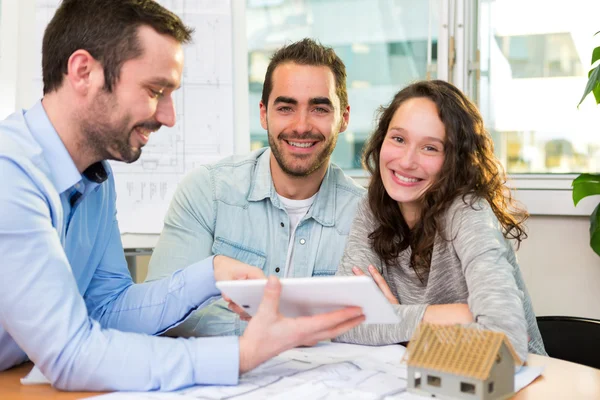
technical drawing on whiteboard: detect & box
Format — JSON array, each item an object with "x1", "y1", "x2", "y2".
[{"x1": 34, "y1": 0, "x2": 235, "y2": 233}]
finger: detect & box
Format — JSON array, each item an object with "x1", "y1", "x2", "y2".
[
  {"x1": 297, "y1": 306, "x2": 363, "y2": 334},
  {"x1": 255, "y1": 276, "x2": 281, "y2": 317},
  {"x1": 368, "y1": 265, "x2": 398, "y2": 303},
  {"x1": 303, "y1": 315, "x2": 366, "y2": 344},
  {"x1": 247, "y1": 267, "x2": 267, "y2": 279},
  {"x1": 228, "y1": 302, "x2": 252, "y2": 319},
  {"x1": 222, "y1": 293, "x2": 232, "y2": 303},
  {"x1": 352, "y1": 267, "x2": 366, "y2": 276}
]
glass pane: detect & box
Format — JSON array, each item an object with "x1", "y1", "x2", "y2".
[
  {"x1": 480, "y1": 0, "x2": 600, "y2": 174},
  {"x1": 247, "y1": 0, "x2": 439, "y2": 171}
]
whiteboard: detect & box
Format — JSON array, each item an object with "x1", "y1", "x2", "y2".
[{"x1": 34, "y1": 0, "x2": 242, "y2": 234}]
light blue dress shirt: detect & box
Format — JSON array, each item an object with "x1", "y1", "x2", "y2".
[
  {"x1": 0, "y1": 102, "x2": 239, "y2": 391},
  {"x1": 147, "y1": 148, "x2": 366, "y2": 337}
]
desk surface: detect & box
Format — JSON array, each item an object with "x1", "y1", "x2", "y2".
[{"x1": 2, "y1": 354, "x2": 599, "y2": 399}]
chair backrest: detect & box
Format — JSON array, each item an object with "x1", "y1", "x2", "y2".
[{"x1": 536, "y1": 316, "x2": 600, "y2": 369}]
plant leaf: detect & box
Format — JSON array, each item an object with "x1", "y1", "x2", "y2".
[
  {"x1": 572, "y1": 174, "x2": 600, "y2": 205},
  {"x1": 590, "y1": 203, "x2": 600, "y2": 257},
  {"x1": 594, "y1": 80, "x2": 600, "y2": 104},
  {"x1": 593, "y1": 46, "x2": 600, "y2": 66},
  {"x1": 578, "y1": 65, "x2": 600, "y2": 107}
]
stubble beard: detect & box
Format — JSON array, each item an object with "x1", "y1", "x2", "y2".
[
  {"x1": 80, "y1": 90, "x2": 141, "y2": 164},
  {"x1": 268, "y1": 126, "x2": 340, "y2": 178}
]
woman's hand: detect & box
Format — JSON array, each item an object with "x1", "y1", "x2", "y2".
[{"x1": 352, "y1": 265, "x2": 399, "y2": 304}]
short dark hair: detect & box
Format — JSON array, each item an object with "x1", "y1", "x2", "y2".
[
  {"x1": 42, "y1": 0, "x2": 194, "y2": 94},
  {"x1": 261, "y1": 38, "x2": 348, "y2": 111}
]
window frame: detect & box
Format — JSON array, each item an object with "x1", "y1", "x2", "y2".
[{"x1": 237, "y1": 0, "x2": 600, "y2": 216}]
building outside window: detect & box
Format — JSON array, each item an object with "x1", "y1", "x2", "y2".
[
  {"x1": 247, "y1": 0, "x2": 600, "y2": 178},
  {"x1": 480, "y1": 0, "x2": 600, "y2": 174},
  {"x1": 246, "y1": 0, "x2": 439, "y2": 172}
]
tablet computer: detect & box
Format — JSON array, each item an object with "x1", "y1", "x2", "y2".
[{"x1": 216, "y1": 276, "x2": 398, "y2": 324}]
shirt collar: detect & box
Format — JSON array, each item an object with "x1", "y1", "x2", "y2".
[
  {"x1": 24, "y1": 101, "x2": 109, "y2": 194},
  {"x1": 247, "y1": 147, "x2": 337, "y2": 227},
  {"x1": 247, "y1": 148, "x2": 275, "y2": 203}
]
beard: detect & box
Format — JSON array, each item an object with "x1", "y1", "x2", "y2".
[
  {"x1": 80, "y1": 89, "x2": 161, "y2": 164},
  {"x1": 268, "y1": 127, "x2": 340, "y2": 177}
]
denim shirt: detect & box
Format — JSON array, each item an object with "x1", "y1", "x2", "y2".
[{"x1": 147, "y1": 147, "x2": 365, "y2": 336}]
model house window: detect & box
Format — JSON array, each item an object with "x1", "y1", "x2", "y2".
[
  {"x1": 427, "y1": 375, "x2": 442, "y2": 387},
  {"x1": 488, "y1": 381, "x2": 495, "y2": 393},
  {"x1": 414, "y1": 371, "x2": 422, "y2": 388},
  {"x1": 461, "y1": 382, "x2": 476, "y2": 394}
]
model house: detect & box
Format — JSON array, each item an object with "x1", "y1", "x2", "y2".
[{"x1": 405, "y1": 323, "x2": 522, "y2": 400}]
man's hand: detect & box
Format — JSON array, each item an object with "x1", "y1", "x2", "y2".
[
  {"x1": 213, "y1": 255, "x2": 266, "y2": 282},
  {"x1": 213, "y1": 255, "x2": 265, "y2": 320},
  {"x1": 422, "y1": 304, "x2": 474, "y2": 325},
  {"x1": 352, "y1": 265, "x2": 399, "y2": 304},
  {"x1": 238, "y1": 276, "x2": 365, "y2": 374}
]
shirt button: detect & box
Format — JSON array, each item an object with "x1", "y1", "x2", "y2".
[
  {"x1": 275, "y1": 267, "x2": 280, "y2": 273},
  {"x1": 299, "y1": 239, "x2": 306, "y2": 245},
  {"x1": 280, "y1": 222, "x2": 285, "y2": 227}
]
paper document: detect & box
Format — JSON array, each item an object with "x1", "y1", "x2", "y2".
[{"x1": 86, "y1": 342, "x2": 543, "y2": 400}]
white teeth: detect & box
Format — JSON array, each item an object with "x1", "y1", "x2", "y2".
[
  {"x1": 137, "y1": 128, "x2": 151, "y2": 138},
  {"x1": 287, "y1": 141, "x2": 313, "y2": 148},
  {"x1": 394, "y1": 171, "x2": 420, "y2": 183}
]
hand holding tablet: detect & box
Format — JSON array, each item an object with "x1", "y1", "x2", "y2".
[{"x1": 217, "y1": 275, "x2": 398, "y2": 324}]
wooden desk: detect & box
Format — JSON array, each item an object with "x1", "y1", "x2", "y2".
[{"x1": 2, "y1": 354, "x2": 599, "y2": 399}]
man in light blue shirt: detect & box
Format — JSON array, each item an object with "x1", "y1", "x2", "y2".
[
  {"x1": 0, "y1": 0, "x2": 365, "y2": 392},
  {"x1": 146, "y1": 39, "x2": 366, "y2": 337}
]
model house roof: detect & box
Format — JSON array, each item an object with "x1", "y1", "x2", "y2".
[{"x1": 404, "y1": 323, "x2": 522, "y2": 381}]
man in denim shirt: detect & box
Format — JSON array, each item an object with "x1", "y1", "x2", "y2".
[{"x1": 147, "y1": 39, "x2": 365, "y2": 337}]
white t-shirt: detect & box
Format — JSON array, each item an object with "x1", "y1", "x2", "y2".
[{"x1": 277, "y1": 192, "x2": 317, "y2": 277}]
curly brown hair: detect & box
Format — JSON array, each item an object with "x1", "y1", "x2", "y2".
[{"x1": 362, "y1": 80, "x2": 528, "y2": 281}]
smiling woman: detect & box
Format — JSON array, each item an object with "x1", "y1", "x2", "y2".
[{"x1": 334, "y1": 80, "x2": 546, "y2": 363}]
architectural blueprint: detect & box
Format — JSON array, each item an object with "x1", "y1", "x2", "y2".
[
  {"x1": 21, "y1": 342, "x2": 542, "y2": 398},
  {"x1": 35, "y1": 0, "x2": 235, "y2": 233},
  {"x1": 86, "y1": 342, "x2": 542, "y2": 400}
]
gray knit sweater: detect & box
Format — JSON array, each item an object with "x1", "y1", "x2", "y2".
[{"x1": 334, "y1": 196, "x2": 546, "y2": 362}]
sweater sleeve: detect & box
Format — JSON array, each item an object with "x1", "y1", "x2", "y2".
[
  {"x1": 449, "y1": 198, "x2": 528, "y2": 362},
  {"x1": 334, "y1": 199, "x2": 427, "y2": 345}
]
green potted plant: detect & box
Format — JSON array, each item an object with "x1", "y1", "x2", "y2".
[{"x1": 574, "y1": 31, "x2": 600, "y2": 256}]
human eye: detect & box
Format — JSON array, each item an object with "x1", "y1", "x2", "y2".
[
  {"x1": 391, "y1": 136, "x2": 405, "y2": 144},
  {"x1": 149, "y1": 88, "x2": 165, "y2": 99},
  {"x1": 277, "y1": 106, "x2": 293, "y2": 113},
  {"x1": 314, "y1": 106, "x2": 330, "y2": 114}
]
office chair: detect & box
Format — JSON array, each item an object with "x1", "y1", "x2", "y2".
[{"x1": 536, "y1": 316, "x2": 600, "y2": 369}]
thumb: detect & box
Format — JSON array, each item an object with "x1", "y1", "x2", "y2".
[
  {"x1": 232, "y1": 271, "x2": 248, "y2": 280},
  {"x1": 256, "y1": 276, "x2": 281, "y2": 317}
]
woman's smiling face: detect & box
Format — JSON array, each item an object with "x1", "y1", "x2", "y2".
[{"x1": 379, "y1": 97, "x2": 446, "y2": 213}]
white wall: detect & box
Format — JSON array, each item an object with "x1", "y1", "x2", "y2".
[
  {"x1": 0, "y1": 0, "x2": 35, "y2": 119},
  {"x1": 518, "y1": 215, "x2": 600, "y2": 319}
]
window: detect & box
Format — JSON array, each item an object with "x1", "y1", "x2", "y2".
[
  {"x1": 479, "y1": 0, "x2": 600, "y2": 175},
  {"x1": 495, "y1": 33, "x2": 583, "y2": 79},
  {"x1": 427, "y1": 375, "x2": 442, "y2": 387},
  {"x1": 414, "y1": 371, "x2": 422, "y2": 388},
  {"x1": 246, "y1": 0, "x2": 440, "y2": 171},
  {"x1": 488, "y1": 381, "x2": 494, "y2": 393},
  {"x1": 461, "y1": 382, "x2": 476, "y2": 394}
]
